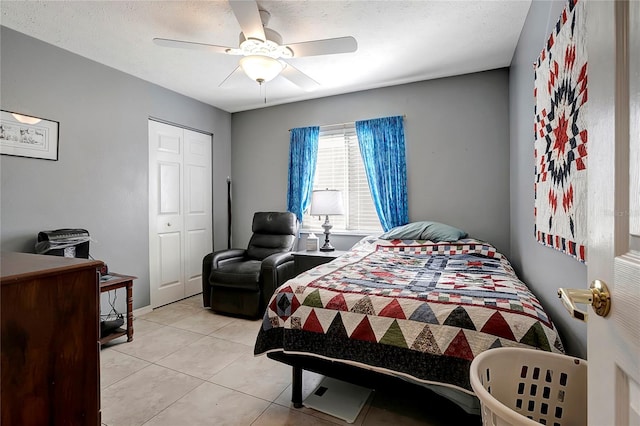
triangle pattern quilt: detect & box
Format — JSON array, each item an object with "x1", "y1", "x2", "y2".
[{"x1": 255, "y1": 238, "x2": 564, "y2": 393}]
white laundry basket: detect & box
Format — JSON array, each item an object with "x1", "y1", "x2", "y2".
[{"x1": 470, "y1": 347, "x2": 587, "y2": 426}]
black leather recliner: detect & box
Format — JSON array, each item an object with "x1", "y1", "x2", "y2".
[{"x1": 202, "y1": 211, "x2": 299, "y2": 318}]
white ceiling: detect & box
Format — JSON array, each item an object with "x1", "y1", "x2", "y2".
[{"x1": 0, "y1": 1, "x2": 531, "y2": 113}]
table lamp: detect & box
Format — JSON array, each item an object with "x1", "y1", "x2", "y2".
[{"x1": 310, "y1": 189, "x2": 345, "y2": 251}]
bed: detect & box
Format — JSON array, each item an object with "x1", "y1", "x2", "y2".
[{"x1": 254, "y1": 229, "x2": 564, "y2": 415}]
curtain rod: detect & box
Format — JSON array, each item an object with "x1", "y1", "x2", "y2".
[{"x1": 288, "y1": 115, "x2": 406, "y2": 132}]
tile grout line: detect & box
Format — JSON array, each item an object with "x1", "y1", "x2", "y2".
[
  {"x1": 103, "y1": 299, "x2": 359, "y2": 425},
  {"x1": 104, "y1": 347, "x2": 282, "y2": 408}
]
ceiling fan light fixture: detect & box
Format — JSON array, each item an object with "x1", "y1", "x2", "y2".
[
  {"x1": 239, "y1": 55, "x2": 284, "y2": 83},
  {"x1": 154, "y1": 1, "x2": 356, "y2": 92},
  {"x1": 235, "y1": 29, "x2": 293, "y2": 59}
]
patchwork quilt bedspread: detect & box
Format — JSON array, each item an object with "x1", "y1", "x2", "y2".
[{"x1": 254, "y1": 238, "x2": 564, "y2": 394}]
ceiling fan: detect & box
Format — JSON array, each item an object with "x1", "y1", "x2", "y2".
[{"x1": 153, "y1": 0, "x2": 358, "y2": 91}]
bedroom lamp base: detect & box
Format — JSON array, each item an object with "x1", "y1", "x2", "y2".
[
  {"x1": 320, "y1": 215, "x2": 335, "y2": 252},
  {"x1": 320, "y1": 243, "x2": 335, "y2": 252}
]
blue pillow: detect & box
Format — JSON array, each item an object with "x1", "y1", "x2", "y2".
[{"x1": 380, "y1": 221, "x2": 468, "y2": 242}]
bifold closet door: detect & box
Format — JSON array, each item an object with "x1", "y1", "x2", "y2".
[{"x1": 148, "y1": 120, "x2": 212, "y2": 308}]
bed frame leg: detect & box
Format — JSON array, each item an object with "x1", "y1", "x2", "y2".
[{"x1": 292, "y1": 366, "x2": 303, "y2": 408}]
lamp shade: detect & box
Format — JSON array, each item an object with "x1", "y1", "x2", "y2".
[
  {"x1": 239, "y1": 55, "x2": 284, "y2": 83},
  {"x1": 310, "y1": 190, "x2": 345, "y2": 216}
]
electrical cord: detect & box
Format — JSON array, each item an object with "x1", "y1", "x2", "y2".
[{"x1": 100, "y1": 289, "x2": 123, "y2": 321}]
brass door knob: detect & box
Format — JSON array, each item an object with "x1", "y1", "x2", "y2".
[{"x1": 557, "y1": 279, "x2": 611, "y2": 322}]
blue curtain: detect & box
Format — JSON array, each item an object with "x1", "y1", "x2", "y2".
[
  {"x1": 355, "y1": 116, "x2": 408, "y2": 231},
  {"x1": 287, "y1": 126, "x2": 320, "y2": 222}
]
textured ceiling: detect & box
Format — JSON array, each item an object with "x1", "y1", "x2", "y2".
[{"x1": 0, "y1": 1, "x2": 532, "y2": 113}]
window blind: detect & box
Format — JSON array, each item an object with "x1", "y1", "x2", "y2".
[{"x1": 302, "y1": 123, "x2": 382, "y2": 233}]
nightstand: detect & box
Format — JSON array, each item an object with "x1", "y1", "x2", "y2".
[{"x1": 293, "y1": 250, "x2": 347, "y2": 275}]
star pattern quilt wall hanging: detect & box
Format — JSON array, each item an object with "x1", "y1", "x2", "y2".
[{"x1": 534, "y1": 0, "x2": 588, "y2": 263}]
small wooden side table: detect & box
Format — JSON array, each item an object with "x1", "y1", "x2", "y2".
[{"x1": 99, "y1": 273, "x2": 136, "y2": 344}]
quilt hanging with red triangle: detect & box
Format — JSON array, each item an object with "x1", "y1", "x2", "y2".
[
  {"x1": 255, "y1": 238, "x2": 564, "y2": 394},
  {"x1": 534, "y1": 0, "x2": 588, "y2": 262}
]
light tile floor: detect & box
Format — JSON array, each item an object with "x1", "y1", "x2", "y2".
[{"x1": 100, "y1": 295, "x2": 481, "y2": 426}]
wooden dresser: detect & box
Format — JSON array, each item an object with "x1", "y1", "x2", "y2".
[{"x1": 1, "y1": 252, "x2": 103, "y2": 425}]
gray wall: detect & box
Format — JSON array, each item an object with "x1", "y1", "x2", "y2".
[
  {"x1": 509, "y1": 0, "x2": 587, "y2": 358},
  {"x1": 231, "y1": 69, "x2": 511, "y2": 256},
  {"x1": 0, "y1": 27, "x2": 232, "y2": 309}
]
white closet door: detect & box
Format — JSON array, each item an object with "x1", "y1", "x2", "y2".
[
  {"x1": 183, "y1": 129, "x2": 212, "y2": 298},
  {"x1": 149, "y1": 120, "x2": 212, "y2": 307}
]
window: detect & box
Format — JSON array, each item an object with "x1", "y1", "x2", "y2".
[{"x1": 302, "y1": 123, "x2": 382, "y2": 233}]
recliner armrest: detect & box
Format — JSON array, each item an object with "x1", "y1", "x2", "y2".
[
  {"x1": 202, "y1": 253, "x2": 214, "y2": 308},
  {"x1": 260, "y1": 252, "x2": 296, "y2": 312},
  {"x1": 210, "y1": 248, "x2": 248, "y2": 268},
  {"x1": 202, "y1": 249, "x2": 248, "y2": 308},
  {"x1": 261, "y1": 251, "x2": 294, "y2": 269}
]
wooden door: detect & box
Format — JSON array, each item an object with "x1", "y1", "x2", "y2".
[
  {"x1": 149, "y1": 120, "x2": 212, "y2": 307},
  {"x1": 586, "y1": 1, "x2": 640, "y2": 424}
]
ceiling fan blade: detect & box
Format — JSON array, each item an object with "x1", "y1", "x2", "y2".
[
  {"x1": 218, "y1": 66, "x2": 245, "y2": 88},
  {"x1": 229, "y1": 0, "x2": 266, "y2": 42},
  {"x1": 280, "y1": 63, "x2": 320, "y2": 92},
  {"x1": 153, "y1": 38, "x2": 232, "y2": 54},
  {"x1": 286, "y1": 36, "x2": 357, "y2": 57}
]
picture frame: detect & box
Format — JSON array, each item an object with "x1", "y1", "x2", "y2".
[{"x1": 0, "y1": 110, "x2": 59, "y2": 161}]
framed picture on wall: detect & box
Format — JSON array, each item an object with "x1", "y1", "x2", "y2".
[{"x1": 0, "y1": 110, "x2": 59, "y2": 161}]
